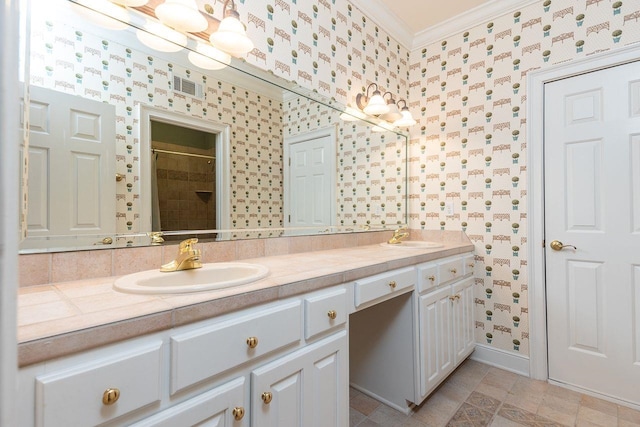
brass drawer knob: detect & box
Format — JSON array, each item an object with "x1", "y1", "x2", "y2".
[
  {"x1": 389, "y1": 281, "x2": 397, "y2": 289},
  {"x1": 102, "y1": 388, "x2": 120, "y2": 405},
  {"x1": 232, "y1": 406, "x2": 245, "y2": 420},
  {"x1": 450, "y1": 268, "x2": 457, "y2": 274},
  {"x1": 449, "y1": 295, "x2": 456, "y2": 302},
  {"x1": 327, "y1": 310, "x2": 337, "y2": 320},
  {"x1": 246, "y1": 336, "x2": 259, "y2": 349},
  {"x1": 262, "y1": 391, "x2": 273, "y2": 404},
  {"x1": 428, "y1": 275, "x2": 435, "y2": 282},
  {"x1": 468, "y1": 263, "x2": 474, "y2": 268}
]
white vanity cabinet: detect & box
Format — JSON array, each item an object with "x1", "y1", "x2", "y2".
[
  {"x1": 18, "y1": 286, "x2": 349, "y2": 427},
  {"x1": 416, "y1": 255, "x2": 476, "y2": 401},
  {"x1": 251, "y1": 331, "x2": 347, "y2": 427}
]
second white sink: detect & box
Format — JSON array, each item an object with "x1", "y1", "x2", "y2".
[
  {"x1": 380, "y1": 241, "x2": 444, "y2": 249},
  {"x1": 113, "y1": 262, "x2": 270, "y2": 294}
]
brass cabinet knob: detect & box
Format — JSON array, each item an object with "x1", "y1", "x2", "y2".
[
  {"x1": 327, "y1": 310, "x2": 337, "y2": 320},
  {"x1": 389, "y1": 281, "x2": 397, "y2": 289},
  {"x1": 450, "y1": 268, "x2": 457, "y2": 274},
  {"x1": 468, "y1": 263, "x2": 474, "y2": 268},
  {"x1": 115, "y1": 173, "x2": 125, "y2": 182},
  {"x1": 102, "y1": 388, "x2": 120, "y2": 405},
  {"x1": 232, "y1": 407, "x2": 245, "y2": 420},
  {"x1": 456, "y1": 294, "x2": 461, "y2": 300},
  {"x1": 449, "y1": 295, "x2": 456, "y2": 302},
  {"x1": 428, "y1": 275, "x2": 435, "y2": 282},
  {"x1": 246, "y1": 336, "x2": 259, "y2": 349},
  {"x1": 261, "y1": 391, "x2": 273, "y2": 404}
]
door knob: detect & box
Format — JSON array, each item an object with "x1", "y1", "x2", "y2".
[{"x1": 550, "y1": 240, "x2": 577, "y2": 251}]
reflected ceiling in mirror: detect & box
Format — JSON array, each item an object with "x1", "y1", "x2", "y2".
[{"x1": 20, "y1": 0, "x2": 408, "y2": 253}]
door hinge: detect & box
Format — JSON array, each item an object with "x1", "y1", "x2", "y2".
[
  {"x1": 542, "y1": 239, "x2": 545, "y2": 248},
  {"x1": 288, "y1": 157, "x2": 291, "y2": 166},
  {"x1": 288, "y1": 215, "x2": 291, "y2": 222}
]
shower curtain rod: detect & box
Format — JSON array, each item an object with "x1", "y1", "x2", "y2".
[{"x1": 152, "y1": 148, "x2": 215, "y2": 160}]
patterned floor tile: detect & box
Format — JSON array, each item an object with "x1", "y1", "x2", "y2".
[
  {"x1": 446, "y1": 402, "x2": 494, "y2": 427},
  {"x1": 498, "y1": 403, "x2": 564, "y2": 427},
  {"x1": 466, "y1": 391, "x2": 502, "y2": 414}
]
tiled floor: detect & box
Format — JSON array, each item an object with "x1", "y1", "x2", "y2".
[{"x1": 350, "y1": 359, "x2": 640, "y2": 427}]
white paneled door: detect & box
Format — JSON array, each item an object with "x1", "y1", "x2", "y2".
[
  {"x1": 25, "y1": 86, "x2": 115, "y2": 247},
  {"x1": 284, "y1": 128, "x2": 335, "y2": 233},
  {"x1": 544, "y1": 60, "x2": 640, "y2": 406}
]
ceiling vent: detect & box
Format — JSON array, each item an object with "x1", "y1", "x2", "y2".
[{"x1": 172, "y1": 73, "x2": 205, "y2": 99}]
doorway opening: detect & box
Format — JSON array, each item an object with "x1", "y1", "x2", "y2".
[
  {"x1": 139, "y1": 105, "x2": 231, "y2": 239},
  {"x1": 150, "y1": 121, "x2": 217, "y2": 238}
]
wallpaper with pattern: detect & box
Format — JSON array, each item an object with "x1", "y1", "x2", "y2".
[{"x1": 408, "y1": 0, "x2": 640, "y2": 356}]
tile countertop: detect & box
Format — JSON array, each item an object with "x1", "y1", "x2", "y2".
[{"x1": 18, "y1": 240, "x2": 474, "y2": 367}]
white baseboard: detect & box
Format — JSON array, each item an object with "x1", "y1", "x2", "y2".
[{"x1": 470, "y1": 344, "x2": 530, "y2": 377}]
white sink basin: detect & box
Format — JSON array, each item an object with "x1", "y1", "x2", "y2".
[
  {"x1": 380, "y1": 241, "x2": 444, "y2": 249},
  {"x1": 113, "y1": 262, "x2": 270, "y2": 294}
]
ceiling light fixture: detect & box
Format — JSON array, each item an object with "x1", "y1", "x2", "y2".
[
  {"x1": 393, "y1": 99, "x2": 417, "y2": 127},
  {"x1": 356, "y1": 83, "x2": 390, "y2": 116},
  {"x1": 155, "y1": 0, "x2": 208, "y2": 33},
  {"x1": 209, "y1": 0, "x2": 254, "y2": 57}
]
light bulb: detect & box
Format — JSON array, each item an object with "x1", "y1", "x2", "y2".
[
  {"x1": 394, "y1": 109, "x2": 417, "y2": 127},
  {"x1": 210, "y1": 16, "x2": 254, "y2": 57},
  {"x1": 136, "y1": 21, "x2": 187, "y2": 52},
  {"x1": 363, "y1": 91, "x2": 390, "y2": 115},
  {"x1": 155, "y1": 0, "x2": 208, "y2": 33},
  {"x1": 110, "y1": 0, "x2": 148, "y2": 6},
  {"x1": 188, "y1": 43, "x2": 231, "y2": 70}
]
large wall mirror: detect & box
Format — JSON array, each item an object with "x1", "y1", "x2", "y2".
[{"x1": 20, "y1": 0, "x2": 408, "y2": 253}]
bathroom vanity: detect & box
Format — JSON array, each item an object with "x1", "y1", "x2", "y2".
[{"x1": 17, "y1": 241, "x2": 474, "y2": 426}]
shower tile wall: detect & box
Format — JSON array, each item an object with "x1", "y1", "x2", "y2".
[{"x1": 153, "y1": 142, "x2": 216, "y2": 231}]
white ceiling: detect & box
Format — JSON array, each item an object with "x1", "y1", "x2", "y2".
[{"x1": 378, "y1": 0, "x2": 490, "y2": 35}]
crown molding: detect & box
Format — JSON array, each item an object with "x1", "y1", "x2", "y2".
[
  {"x1": 349, "y1": 0, "x2": 414, "y2": 51},
  {"x1": 411, "y1": 0, "x2": 539, "y2": 51}
]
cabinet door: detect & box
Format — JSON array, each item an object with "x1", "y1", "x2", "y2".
[
  {"x1": 251, "y1": 331, "x2": 347, "y2": 427},
  {"x1": 453, "y1": 277, "x2": 475, "y2": 365},
  {"x1": 418, "y1": 286, "x2": 453, "y2": 398},
  {"x1": 130, "y1": 377, "x2": 246, "y2": 427}
]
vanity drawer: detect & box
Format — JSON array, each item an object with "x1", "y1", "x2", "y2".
[
  {"x1": 354, "y1": 267, "x2": 415, "y2": 309},
  {"x1": 35, "y1": 342, "x2": 163, "y2": 427},
  {"x1": 417, "y1": 263, "x2": 439, "y2": 294},
  {"x1": 463, "y1": 254, "x2": 475, "y2": 276},
  {"x1": 171, "y1": 300, "x2": 302, "y2": 394},
  {"x1": 305, "y1": 288, "x2": 347, "y2": 340},
  {"x1": 438, "y1": 258, "x2": 464, "y2": 286}
]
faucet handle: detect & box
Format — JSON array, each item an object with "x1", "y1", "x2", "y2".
[{"x1": 179, "y1": 238, "x2": 199, "y2": 253}]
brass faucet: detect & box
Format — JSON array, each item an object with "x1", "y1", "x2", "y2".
[
  {"x1": 148, "y1": 232, "x2": 164, "y2": 245},
  {"x1": 160, "y1": 238, "x2": 202, "y2": 272},
  {"x1": 387, "y1": 226, "x2": 409, "y2": 244}
]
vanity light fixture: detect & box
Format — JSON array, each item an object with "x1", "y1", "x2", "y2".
[
  {"x1": 110, "y1": 0, "x2": 149, "y2": 6},
  {"x1": 339, "y1": 106, "x2": 367, "y2": 122},
  {"x1": 209, "y1": 0, "x2": 254, "y2": 57},
  {"x1": 73, "y1": 0, "x2": 131, "y2": 30},
  {"x1": 393, "y1": 99, "x2": 417, "y2": 127},
  {"x1": 136, "y1": 20, "x2": 188, "y2": 52},
  {"x1": 356, "y1": 83, "x2": 390, "y2": 116},
  {"x1": 188, "y1": 42, "x2": 232, "y2": 70},
  {"x1": 155, "y1": 0, "x2": 208, "y2": 33},
  {"x1": 379, "y1": 92, "x2": 402, "y2": 123},
  {"x1": 371, "y1": 121, "x2": 395, "y2": 133}
]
